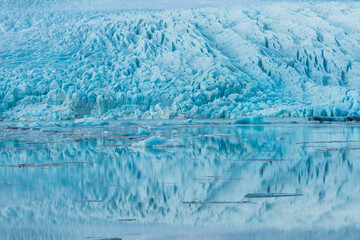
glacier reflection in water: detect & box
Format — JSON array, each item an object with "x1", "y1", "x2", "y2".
[{"x1": 0, "y1": 120, "x2": 360, "y2": 239}]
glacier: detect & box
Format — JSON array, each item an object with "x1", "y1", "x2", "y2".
[{"x1": 1, "y1": 2, "x2": 360, "y2": 120}]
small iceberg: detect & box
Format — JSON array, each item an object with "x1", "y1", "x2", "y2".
[
  {"x1": 74, "y1": 117, "x2": 109, "y2": 126},
  {"x1": 182, "y1": 119, "x2": 193, "y2": 125},
  {"x1": 233, "y1": 116, "x2": 264, "y2": 124},
  {"x1": 131, "y1": 136, "x2": 183, "y2": 149},
  {"x1": 131, "y1": 136, "x2": 167, "y2": 148},
  {"x1": 138, "y1": 127, "x2": 150, "y2": 135}
]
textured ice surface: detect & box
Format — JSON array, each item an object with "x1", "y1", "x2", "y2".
[
  {"x1": 1, "y1": 0, "x2": 257, "y2": 10},
  {"x1": 1, "y1": 120, "x2": 360, "y2": 239},
  {"x1": 1, "y1": 2, "x2": 360, "y2": 120}
]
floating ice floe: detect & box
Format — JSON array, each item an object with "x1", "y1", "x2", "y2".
[
  {"x1": 131, "y1": 136, "x2": 184, "y2": 149},
  {"x1": 182, "y1": 119, "x2": 193, "y2": 124},
  {"x1": 138, "y1": 127, "x2": 150, "y2": 135},
  {"x1": 131, "y1": 136, "x2": 167, "y2": 148},
  {"x1": 74, "y1": 117, "x2": 109, "y2": 126},
  {"x1": 233, "y1": 116, "x2": 264, "y2": 124}
]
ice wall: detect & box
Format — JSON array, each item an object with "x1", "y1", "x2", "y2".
[{"x1": 1, "y1": 2, "x2": 360, "y2": 120}]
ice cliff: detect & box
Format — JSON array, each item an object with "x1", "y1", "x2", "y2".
[{"x1": 1, "y1": 2, "x2": 360, "y2": 120}]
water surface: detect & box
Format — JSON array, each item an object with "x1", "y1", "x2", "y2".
[{"x1": 0, "y1": 119, "x2": 360, "y2": 239}]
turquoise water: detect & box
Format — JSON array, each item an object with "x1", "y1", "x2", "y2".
[{"x1": 0, "y1": 120, "x2": 360, "y2": 239}]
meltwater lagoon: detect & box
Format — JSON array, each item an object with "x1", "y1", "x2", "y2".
[{"x1": 0, "y1": 119, "x2": 360, "y2": 239}]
